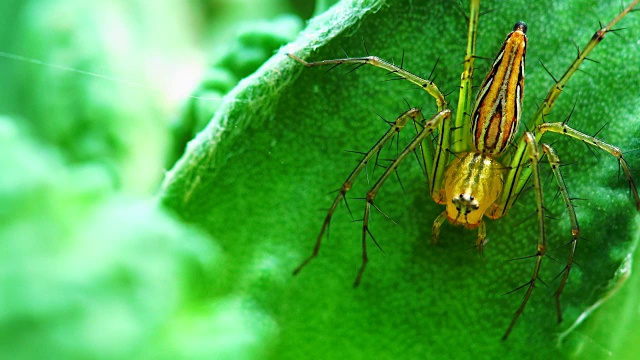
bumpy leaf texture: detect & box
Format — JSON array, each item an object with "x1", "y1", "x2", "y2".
[{"x1": 161, "y1": 0, "x2": 640, "y2": 358}]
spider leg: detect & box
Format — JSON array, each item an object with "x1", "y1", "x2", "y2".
[
  {"x1": 293, "y1": 108, "x2": 427, "y2": 276},
  {"x1": 526, "y1": 0, "x2": 638, "y2": 132},
  {"x1": 496, "y1": 119, "x2": 638, "y2": 340},
  {"x1": 355, "y1": 109, "x2": 452, "y2": 287},
  {"x1": 502, "y1": 132, "x2": 547, "y2": 340},
  {"x1": 539, "y1": 143, "x2": 580, "y2": 324},
  {"x1": 432, "y1": 214, "x2": 486, "y2": 250},
  {"x1": 431, "y1": 210, "x2": 447, "y2": 245},
  {"x1": 452, "y1": 0, "x2": 480, "y2": 153},
  {"x1": 287, "y1": 53, "x2": 447, "y2": 111},
  {"x1": 476, "y1": 220, "x2": 487, "y2": 250},
  {"x1": 539, "y1": 122, "x2": 640, "y2": 208},
  {"x1": 534, "y1": 122, "x2": 640, "y2": 321}
]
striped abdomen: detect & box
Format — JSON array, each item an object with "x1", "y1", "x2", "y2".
[{"x1": 470, "y1": 22, "x2": 527, "y2": 156}]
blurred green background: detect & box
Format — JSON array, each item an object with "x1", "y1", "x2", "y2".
[
  {"x1": 0, "y1": 0, "x2": 316, "y2": 194},
  {"x1": 1, "y1": 0, "x2": 639, "y2": 359},
  {"x1": 1, "y1": 0, "x2": 313, "y2": 358}
]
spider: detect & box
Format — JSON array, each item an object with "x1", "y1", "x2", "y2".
[{"x1": 288, "y1": 0, "x2": 640, "y2": 340}]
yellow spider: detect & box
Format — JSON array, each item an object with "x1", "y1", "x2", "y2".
[{"x1": 288, "y1": 0, "x2": 640, "y2": 339}]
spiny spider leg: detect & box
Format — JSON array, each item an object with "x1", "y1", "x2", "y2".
[
  {"x1": 534, "y1": 121, "x2": 640, "y2": 322},
  {"x1": 452, "y1": 0, "x2": 480, "y2": 153},
  {"x1": 502, "y1": 133, "x2": 548, "y2": 340},
  {"x1": 287, "y1": 53, "x2": 447, "y2": 111},
  {"x1": 502, "y1": 120, "x2": 635, "y2": 338},
  {"x1": 538, "y1": 122, "x2": 640, "y2": 208},
  {"x1": 528, "y1": 0, "x2": 639, "y2": 130},
  {"x1": 539, "y1": 144, "x2": 579, "y2": 323},
  {"x1": 355, "y1": 109, "x2": 452, "y2": 287},
  {"x1": 293, "y1": 108, "x2": 427, "y2": 276}
]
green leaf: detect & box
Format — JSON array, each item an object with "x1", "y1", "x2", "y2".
[
  {"x1": 169, "y1": 14, "x2": 304, "y2": 167},
  {"x1": 161, "y1": 0, "x2": 640, "y2": 358}
]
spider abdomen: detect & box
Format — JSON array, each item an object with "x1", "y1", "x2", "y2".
[{"x1": 470, "y1": 22, "x2": 527, "y2": 156}]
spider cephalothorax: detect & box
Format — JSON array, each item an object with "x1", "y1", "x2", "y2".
[{"x1": 443, "y1": 152, "x2": 502, "y2": 228}]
